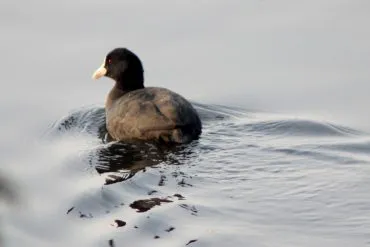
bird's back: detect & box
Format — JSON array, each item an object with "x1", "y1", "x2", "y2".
[{"x1": 106, "y1": 87, "x2": 201, "y2": 143}]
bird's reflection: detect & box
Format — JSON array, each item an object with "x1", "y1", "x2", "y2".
[{"x1": 93, "y1": 141, "x2": 196, "y2": 185}]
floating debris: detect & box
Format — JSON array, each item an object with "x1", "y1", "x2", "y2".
[
  {"x1": 165, "y1": 226, "x2": 175, "y2": 232},
  {"x1": 79, "y1": 211, "x2": 93, "y2": 218},
  {"x1": 66, "y1": 207, "x2": 75, "y2": 214},
  {"x1": 111, "y1": 219, "x2": 126, "y2": 228},
  {"x1": 130, "y1": 198, "x2": 173, "y2": 212},
  {"x1": 158, "y1": 175, "x2": 167, "y2": 186},
  {"x1": 186, "y1": 239, "x2": 198, "y2": 246},
  {"x1": 148, "y1": 190, "x2": 157, "y2": 195},
  {"x1": 179, "y1": 204, "x2": 198, "y2": 216},
  {"x1": 178, "y1": 178, "x2": 192, "y2": 187},
  {"x1": 173, "y1": 194, "x2": 185, "y2": 200}
]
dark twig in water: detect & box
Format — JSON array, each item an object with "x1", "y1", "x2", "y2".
[
  {"x1": 66, "y1": 207, "x2": 75, "y2": 214},
  {"x1": 186, "y1": 239, "x2": 198, "y2": 246}
]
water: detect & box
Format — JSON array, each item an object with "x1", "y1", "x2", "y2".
[
  {"x1": 2, "y1": 104, "x2": 370, "y2": 246},
  {"x1": 1, "y1": 1, "x2": 370, "y2": 247}
]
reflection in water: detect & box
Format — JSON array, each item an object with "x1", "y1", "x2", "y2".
[{"x1": 92, "y1": 141, "x2": 197, "y2": 185}]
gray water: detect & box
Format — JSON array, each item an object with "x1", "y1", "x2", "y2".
[{"x1": 1, "y1": 1, "x2": 370, "y2": 246}]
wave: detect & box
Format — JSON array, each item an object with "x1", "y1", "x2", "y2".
[
  {"x1": 44, "y1": 103, "x2": 369, "y2": 183},
  {"x1": 237, "y1": 118, "x2": 363, "y2": 137}
]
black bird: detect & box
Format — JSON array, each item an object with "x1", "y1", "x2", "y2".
[{"x1": 92, "y1": 48, "x2": 202, "y2": 144}]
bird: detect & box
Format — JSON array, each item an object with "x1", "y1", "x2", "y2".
[{"x1": 92, "y1": 48, "x2": 202, "y2": 144}]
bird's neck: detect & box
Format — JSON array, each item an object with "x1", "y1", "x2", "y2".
[
  {"x1": 115, "y1": 77, "x2": 144, "y2": 91},
  {"x1": 105, "y1": 82, "x2": 144, "y2": 110}
]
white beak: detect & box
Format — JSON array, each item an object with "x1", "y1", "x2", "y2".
[{"x1": 92, "y1": 59, "x2": 107, "y2": 79}]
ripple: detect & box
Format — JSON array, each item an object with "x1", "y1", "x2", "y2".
[
  {"x1": 47, "y1": 105, "x2": 106, "y2": 139},
  {"x1": 319, "y1": 139, "x2": 370, "y2": 155},
  {"x1": 239, "y1": 118, "x2": 363, "y2": 137},
  {"x1": 24, "y1": 102, "x2": 370, "y2": 247}
]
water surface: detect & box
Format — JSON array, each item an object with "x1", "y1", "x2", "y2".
[{"x1": 1, "y1": 1, "x2": 370, "y2": 247}]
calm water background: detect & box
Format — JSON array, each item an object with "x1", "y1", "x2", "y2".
[{"x1": 1, "y1": 0, "x2": 370, "y2": 246}]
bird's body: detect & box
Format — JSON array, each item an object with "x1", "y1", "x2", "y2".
[
  {"x1": 92, "y1": 48, "x2": 202, "y2": 144},
  {"x1": 105, "y1": 86, "x2": 201, "y2": 143}
]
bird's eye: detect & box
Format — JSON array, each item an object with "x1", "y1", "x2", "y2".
[{"x1": 107, "y1": 59, "x2": 112, "y2": 64}]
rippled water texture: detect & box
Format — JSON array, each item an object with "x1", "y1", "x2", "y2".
[
  {"x1": 2, "y1": 104, "x2": 370, "y2": 247},
  {"x1": 2, "y1": 1, "x2": 370, "y2": 247}
]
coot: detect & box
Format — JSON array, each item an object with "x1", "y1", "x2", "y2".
[{"x1": 92, "y1": 48, "x2": 202, "y2": 144}]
